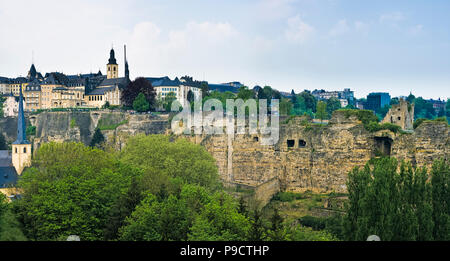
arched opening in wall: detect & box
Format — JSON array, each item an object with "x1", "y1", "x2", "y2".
[
  {"x1": 253, "y1": 136, "x2": 259, "y2": 142},
  {"x1": 298, "y1": 139, "x2": 307, "y2": 148},
  {"x1": 374, "y1": 137, "x2": 393, "y2": 157},
  {"x1": 287, "y1": 140, "x2": 295, "y2": 148}
]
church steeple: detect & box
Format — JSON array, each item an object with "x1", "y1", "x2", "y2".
[
  {"x1": 13, "y1": 88, "x2": 29, "y2": 145},
  {"x1": 12, "y1": 87, "x2": 31, "y2": 175},
  {"x1": 108, "y1": 48, "x2": 117, "y2": 65},
  {"x1": 107, "y1": 48, "x2": 119, "y2": 79}
]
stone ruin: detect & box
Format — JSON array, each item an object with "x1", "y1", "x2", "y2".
[{"x1": 382, "y1": 98, "x2": 415, "y2": 130}]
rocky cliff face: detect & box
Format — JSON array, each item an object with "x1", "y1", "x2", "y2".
[
  {"x1": 0, "y1": 111, "x2": 169, "y2": 149},
  {"x1": 1, "y1": 111, "x2": 448, "y2": 195},
  {"x1": 188, "y1": 112, "x2": 449, "y2": 194}
]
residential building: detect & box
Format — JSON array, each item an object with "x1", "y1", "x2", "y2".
[
  {"x1": 427, "y1": 99, "x2": 446, "y2": 114},
  {"x1": 147, "y1": 76, "x2": 201, "y2": 108},
  {"x1": 311, "y1": 88, "x2": 355, "y2": 106}
]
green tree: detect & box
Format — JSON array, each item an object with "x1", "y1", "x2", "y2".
[
  {"x1": 344, "y1": 158, "x2": 436, "y2": 241},
  {"x1": 102, "y1": 101, "x2": 110, "y2": 109},
  {"x1": 267, "y1": 208, "x2": 286, "y2": 241},
  {"x1": 248, "y1": 208, "x2": 266, "y2": 241},
  {"x1": 104, "y1": 177, "x2": 144, "y2": 240},
  {"x1": 279, "y1": 99, "x2": 293, "y2": 116},
  {"x1": 133, "y1": 93, "x2": 150, "y2": 112},
  {"x1": 414, "y1": 97, "x2": 436, "y2": 119},
  {"x1": 13, "y1": 142, "x2": 136, "y2": 241},
  {"x1": 237, "y1": 197, "x2": 248, "y2": 218},
  {"x1": 120, "y1": 134, "x2": 220, "y2": 191},
  {"x1": 316, "y1": 101, "x2": 327, "y2": 122},
  {"x1": 292, "y1": 95, "x2": 307, "y2": 116},
  {"x1": 90, "y1": 128, "x2": 105, "y2": 148},
  {"x1": 0, "y1": 194, "x2": 27, "y2": 241},
  {"x1": 187, "y1": 90, "x2": 195, "y2": 104},
  {"x1": 188, "y1": 192, "x2": 250, "y2": 241},
  {"x1": 201, "y1": 82, "x2": 209, "y2": 99},
  {"x1": 446, "y1": 99, "x2": 450, "y2": 118},
  {"x1": 288, "y1": 226, "x2": 337, "y2": 241},
  {"x1": 164, "y1": 92, "x2": 177, "y2": 112},
  {"x1": 0, "y1": 132, "x2": 7, "y2": 150},
  {"x1": 326, "y1": 97, "x2": 342, "y2": 117},
  {"x1": 299, "y1": 91, "x2": 317, "y2": 113},
  {"x1": 431, "y1": 159, "x2": 450, "y2": 240},
  {"x1": 237, "y1": 86, "x2": 254, "y2": 100},
  {"x1": 121, "y1": 77, "x2": 156, "y2": 109},
  {"x1": 406, "y1": 93, "x2": 416, "y2": 104}
]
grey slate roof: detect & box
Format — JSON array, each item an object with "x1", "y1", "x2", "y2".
[
  {"x1": 146, "y1": 76, "x2": 182, "y2": 87},
  {"x1": 0, "y1": 151, "x2": 18, "y2": 189},
  {"x1": 25, "y1": 79, "x2": 41, "y2": 92},
  {"x1": 0, "y1": 77, "x2": 10, "y2": 84},
  {"x1": 99, "y1": 77, "x2": 128, "y2": 88},
  {"x1": 209, "y1": 84, "x2": 239, "y2": 93},
  {"x1": 87, "y1": 86, "x2": 116, "y2": 95}
]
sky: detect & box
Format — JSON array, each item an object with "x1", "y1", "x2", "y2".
[{"x1": 0, "y1": 0, "x2": 449, "y2": 99}]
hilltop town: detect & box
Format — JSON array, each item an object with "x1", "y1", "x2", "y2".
[{"x1": 0, "y1": 46, "x2": 449, "y2": 243}]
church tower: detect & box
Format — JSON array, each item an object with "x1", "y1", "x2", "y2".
[
  {"x1": 12, "y1": 87, "x2": 31, "y2": 175},
  {"x1": 107, "y1": 48, "x2": 119, "y2": 79}
]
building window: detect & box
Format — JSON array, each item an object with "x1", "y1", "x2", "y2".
[
  {"x1": 299, "y1": 140, "x2": 307, "y2": 148},
  {"x1": 287, "y1": 140, "x2": 295, "y2": 148},
  {"x1": 24, "y1": 147, "x2": 26, "y2": 153}
]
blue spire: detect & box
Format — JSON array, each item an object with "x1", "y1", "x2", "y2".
[{"x1": 13, "y1": 86, "x2": 29, "y2": 145}]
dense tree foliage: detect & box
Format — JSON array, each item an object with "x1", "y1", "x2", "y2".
[
  {"x1": 121, "y1": 77, "x2": 156, "y2": 109},
  {"x1": 316, "y1": 101, "x2": 327, "y2": 122},
  {"x1": 13, "y1": 142, "x2": 136, "y2": 240},
  {"x1": 0, "y1": 96, "x2": 5, "y2": 118},
  {"x1": 89, "y1": 128, "x2": 105, "y2": 148},
  {"x1": 413, "y1": 97, "x2": 436, "y2": 119},
  {"x1": 186, "y1": 90, "x2": 194, "y2": 103},
  {"x1": 0, "y1": 195, "x2": 27, "y2": 241},
  {"x1": 200, "y1": 82, "x2": 210, "y2": 99},
  {"x1": 163, "y1": 92, "x2": 178, "y2": 112},
  {"x1": 431, "y1": 159, "x2": 450, "y2": 240},
  {"x1": 133, "y1": 93, "x2": 150, "y2": 112},
  {"x1": 237, "y1": 86, "x2": 255, "y2": 100},
  {"x1": 120, "y1": 135, "x2": 220, "y2": 191},
  {"x1": 326, "y1": 97, "x2": 341, "y2": 117},
  {"x1": 279, "y1": 99, "x2": 293, "y2": 116},
  {"x1": 344, "y1": 157, "x2": 449, "y2": 241},
  {"x1": 0, "y1": 132, "x2": 7, "y2": 150}
]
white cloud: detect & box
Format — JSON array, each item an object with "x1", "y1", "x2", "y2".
[
  {"x1": 285, "y1": 15, "x2": 315, "y2": 44},
  {"x1": 408, "y1": 24, "x2": 424, "y2": 36},
  {"x1": 258, "y1": 0, "x2": 297, "y2": 20},
  {"x1": 329, "y1": 19, "x2": 350, "y2": 37},
  {"x1": 127, "y1": 21, "x2": 242, "y2": 79},
  {"x1": 354, "y1": 21, "x2": 369, "y2": 35},
  {"x1": 379, "y1": 12, "x2": 406, "y2": 24}
]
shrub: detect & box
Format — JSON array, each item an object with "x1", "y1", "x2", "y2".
[
  {"x1": 26, "y1": 126, "x2": 36, "y2": 136},
  {"x1": 414, "y1": 118, "x2": 427, "y2": 129},
  {"x1": 272, "y1": 192, "x2": 304, "y2": 202},
  {"x1": 299, "y1": 216, "x2": 326, "y2": 230}
]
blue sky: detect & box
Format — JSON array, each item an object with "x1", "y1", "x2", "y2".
[{"x1": 0, "y1": 0, "x2": 449, "y2": 99}]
